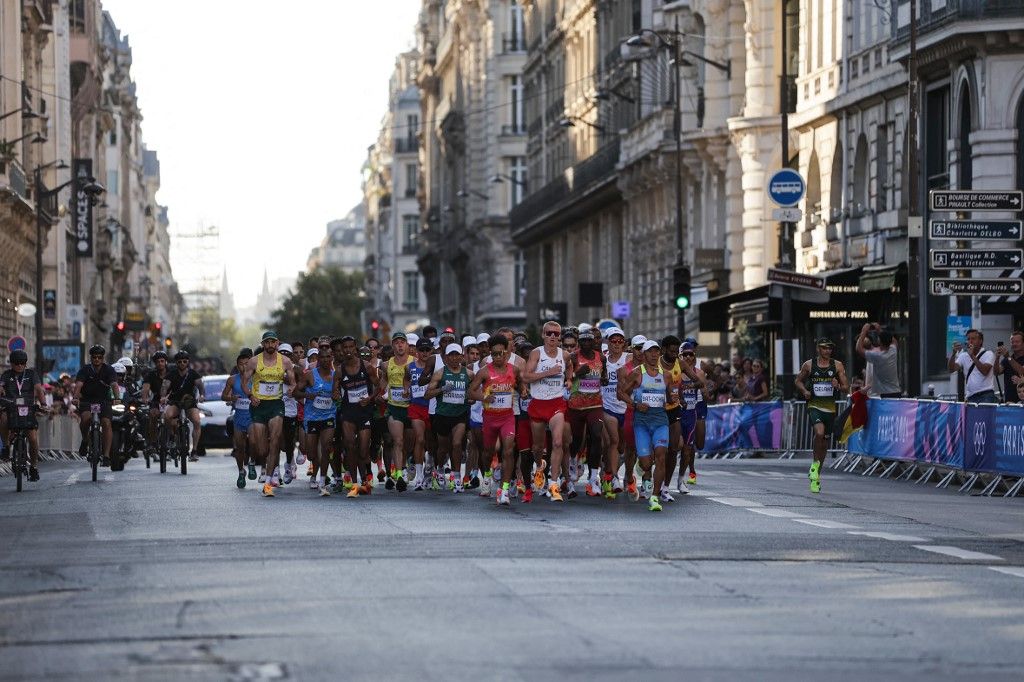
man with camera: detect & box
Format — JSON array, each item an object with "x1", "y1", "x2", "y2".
[
  {"x1": 947, "y1": 329, "x2": 997, "y2": 403},
  {"x1": 855, "y1": 323, "x2": 901, "y2": 398},
  {"x1": 996, "y1": 330, "x2": 1024, "y2": 404}
]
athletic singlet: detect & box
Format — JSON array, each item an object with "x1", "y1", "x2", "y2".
[
  {"x1": 408, "y1": 361, "x2": 430, "y2": 407},
  {"x1": 232, "y1": 373, "x2": 252, "y2": 413},
  {"x1": 603, "y1": 353, "x2": 628, "y2": 414},
  {"x1": 483, "y1": 363, "x2": 516, "y2": 416},
  {"x1": 680, "y1": 371, "x2": 703, "y2": 411},
  {"x1": 808, "y1": 359, "x2": 838, "y2": 413},
  {"x1": 530, "y1": 346, "x2": 566, "y2": 401},
  {"x1": 339, "y1": 360, "x2": 371, "y2": 407},
  {"x1": 304, "y1": 367, "x2": 335, "y2": 421},
  {"x1": 633, "y1": 366, "x2": 668, "y2": 428},
  {"x1": 568, "y1": 352, "x2": 604, "y2": 411},
  {"x1": 386, "y1": 356, "x2": 410, "y2": 407},
  {"x1": 469, "y1": 361, "x2": 484, "y2": 423},
  {"x1": 253, "y1": 353, "x2": 285, "y2": 400},
  {"x1": 662, "y1": 358, "x2": 683, "y2": 409},
  {"x1": 436, "y1": 364, "x2": 469, "y2": 417}
]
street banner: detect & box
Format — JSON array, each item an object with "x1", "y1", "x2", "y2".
[
  {"x1": 914, "y1": 400, "x2": 964, "y2": 469},
  {"x1": 72, "y1": 159, "x2": 93, "y2": 257},
  {"x1": 704, "y1": 401, "x2": 783, "y2": 452},
  {"x1": 852, "y1": 399, "x2": 917, "y2": 461},
  {"x1": 963, "y1": 403, "x2": 997, "y2": 473},
  {"x1": 992, "y1": 406, "x2": 1024, "y2": 476}
]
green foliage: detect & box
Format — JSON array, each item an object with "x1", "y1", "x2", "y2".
[{"x1": 269, "y1": 268, "x2": 366, "y2": 342}]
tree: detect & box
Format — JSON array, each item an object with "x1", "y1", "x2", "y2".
[{"x1": 269, "y1": 268, "x2": 366, "y2": 342}]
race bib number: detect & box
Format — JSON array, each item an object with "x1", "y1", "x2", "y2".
[
  {"x1": 348, "y1": 386, "x2": 369, "y2": 404},
  {"x1": 442, "y1": 387, "x2": 466, "y2": 405},
  {"x1": 542, "y1": 375, "x2": 563, "y2": 389},
  {"x1": 411, "y1": 384, "x2": 427, "y2": 399},
  {"x1": 17, "y1": 406, "x2": 29, "y2": 417},
  {"x1": 390, "y1": 387, "x2": 408, "y2": 403},
  {"x1": 257, "y1": 381, "x2": 281, "y2": 397},
  {"x1": 313, "y1": 396, "x2": 334, "y2": 410},
  {"x1": 641, "y1": 392, "x2": 665, "y2": 408},
  {"x1": 812, "y1": 382, "x2": 834, "y2": 398},
  {"x1": 579, "y1": 377, "x2": 601, "y2": 393},
  {"x1": 489, "y1": 392, "x2": 512, "y2": 410},
  {"x1": 234, "y1": 398, "x2": 250, "y2": 411}
]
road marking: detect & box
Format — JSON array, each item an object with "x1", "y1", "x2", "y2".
[
  {"x1": 793, "y1": 519, "x2": 861, "y2": 530},
  {"x1": 847, "y1": 531, "x2": 928, "y2": 542},
  {"x1": 62, "y1": 471, "x2": 81, "y2": 486},
  {"x1": 685, "y1": 489, "x2": 718, "y2": 497},
  {"x1": 748, "y1": 508, "x2": 807, "y2": 518},
  {"x1": 709, "y1": 497, "x2": 763, "y2": 507},
  {"x1": 912, "y1": 545, "x2": 1005, "y2": 562},
  {"x1": 739, "y1": 471, "x2": 770, "y2": 477},
  {"x1": 988, "y1": 566, "x2": 1024, "y2": 578}
]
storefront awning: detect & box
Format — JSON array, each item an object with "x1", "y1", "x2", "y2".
[{"x1": 859, "y1": 263, "x2": 903, "y2": 292}]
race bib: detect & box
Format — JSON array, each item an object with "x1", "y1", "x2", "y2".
[
  {"x1": 641, "y1": 392, "x2": 665, "y2": 408},
  {"x1": 489, "y1": 392, "x2": 512, "y2": 410},
  {"x1": 812, "y1": 382, "x2": 834, "y2": 398},
  {"x1": 390, "y1": 387, "x2": 408, "y2": 403},
  {"x1": 348, "y1": 386, "x2": 369, "y2": 404},
  {"x1": 17, "y1": 406, "x2": 29, "y2": 417},
  {"x1": 579, "y1": 377, "x2": 601, "y2": 394},
  {"x1": 442, "y1": 388, "x2": 466, "y2": 405},
  {"x1": 235, "y1": 398, "x2": 251, "y2": 411},
  {"x1": 313, "y1": 396, "x2": 334, "y2": 410},
  {"x1": 542, "y1": 375, "x2": 563, "y2": 389},
  {"x1": 257, "y1": 381, "x2": 281, "y2": 397},
  {"x1": 411, "y1": 384, "x2": 427, "y2": 399}
]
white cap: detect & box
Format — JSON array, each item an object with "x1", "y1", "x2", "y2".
[
  {"x1": 407, "y1": 333, "x2": 419, "y2": 346},
  {"x1": 278, "y1": 343, "x2": 293, "y2": 354},
  {"x1": 601, "y1": 343, "x2": 608, "y2": 353},
  {"x1": 578, "y1": 323, "x2": 593, "y2": 334},
  {"x1": 306, "y1": 348, "x2": 318, "y2": 359},
  {"x1": 631, "y1": 334, "x2": 648, "y2": 347},
  {"x1": 642, "y1": 340, "x2": 660, "y2": 352},
  {"x1": 462, "y1": 335, "x2": 477, "y2": 347},
  {"x1": 112, "y1": 362, "x2": 126, "y2": 374},
  {"x1": 476, "y1": 332, "x2": 491, "y2": 342},
  {"x1": 432, "y1": 337, "x2": 440, "y2": 348},
  {"x1": 445, "y1": 343, "x2": 463, "y2": 355},
  {"x1": 606, "y1": 327, "x2": 625, "y2": 339},
  {"x1": 117, "y1": 356, "x2": 134, "y2": 367}
]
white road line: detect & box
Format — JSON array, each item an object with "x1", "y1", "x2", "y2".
[
  {"x1": 847, "y1": 531, "x2": 928, "y2": 543},
  {"x1": 709, "y1": 497, "x2": 764, "y2": 507},
  {"x1": 739, "y1": 471, "x2": 770, "y2": 477},
  {"x1": 62, "y1": 471, "x2": 81, "y2": 486},
  {"x1": 912, "y1": 545, "x2": 1005, "y2": 562},
  {"x1": 685, "y1": 489, "x2": 718, "y2": 497},
  {"x1": 988, "y1": 566, "x2": 1024, "y2": 578},
  {"x1": 793, "y1": 519, "x2": 861, "y2": 530},
  {"x1": 748, "y1": 508, "x2": 807, "y2": 518}
]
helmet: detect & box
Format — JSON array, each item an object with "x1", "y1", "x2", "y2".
[
  {"x1": 112, "y1": 362, "x2": 126, "y2": 374},
  {"x1": 9, "y1": 349, "x2": 28, "y2": 365},
  {"x1": 174, "y1": 351, "x2": 190, "y2": 361},
  {"x1": 151, "y1": 351, "x2": 167, "y2": 361},
  {"x1": 117, "y1": 356, "x2": 134, "y2": 367},
  {"x1": 89, "y1": 345, "x2": 106, "y2": 357}
]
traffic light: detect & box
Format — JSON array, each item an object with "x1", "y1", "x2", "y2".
[
  {"x1": 673, "y1": 264, "x2": 691, "y2": 310},
  {"x1": 152, "y1": 321, "x2": 163, "y2": 336},
  {"x1": 164, "y1": 337, "x2": 173, "y2": 350},
  {"x1": 370, "y1": 319, "x2": 380, "y2": 332},
  {"x1": 111, "y1": 321, "x2": 126, "y2": 347}
]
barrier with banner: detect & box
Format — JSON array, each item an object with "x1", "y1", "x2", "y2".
[{"x1": 704, "y1": 401, "x2": 784, "y2": 452}]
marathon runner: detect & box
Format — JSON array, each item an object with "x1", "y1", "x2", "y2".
[
  {"x1": 617, "y1": 335, "x2": 648, "y2": 501},
  {"x1": 332, "y1": 335, "x2": 379, "y2": 497},
  {"x1": 277, "y1": 343, "x2": 300, "y2": 485},
  {"x1": 601, "y1": 327, "x2": 628, "y2": 497},
  {"x1": 294, "y1": 337, "x2": 337, "y2": 497},
  {"x1": 676, "y1": 341, "x2": 709, "y2": 494},
  {"x1": 406, "y1": 338, "x2": 435, "y2": 490},
  {"x1": 425, "y1": 342, "x2": 472, "y2": 493},
  {"x1": 523, "y1": 320, "x2": 572, "y2": 503},
  {"x1": 514, "y1": 339, "x2": 536, "y2": 502},
  {"x1": 242, "y1": 331, "x2": 296, "y2": 497},
  {"x1": 468, "y1": 335, "x2": 522, "y2": 506},
  {"x1": 795, "y1": 338, "x2": 848, "y2": 493},
  {"x1": 628, "y1": 339, "x2": 673, "y2": 511},
  {"x1": 222, "y1": 348, "x2": 255, "y2": 488},
  {"x1": 567, "y1": 328, "x2": 608, "y2": 498},
  {"x1": 384, "y1": 332, "x2": 412, "y2": 492}
]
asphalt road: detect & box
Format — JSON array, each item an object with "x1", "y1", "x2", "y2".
[{"x1": 0, "y1": 451, "x2": 1021, "y2": 681}]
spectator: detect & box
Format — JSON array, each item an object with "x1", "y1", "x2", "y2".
[
  {"x1": 947, "y1": 328, "x2": 997, "y2": 403},
  {"x1": 996, "y1": 330, "x2": 1024, "y2": 404},
  {"x1": 856, "y1": 322, "x2": 901, "y2": 398},
  {"x1": 745, "y1": 359, "x2": 770, "y2": 401}
]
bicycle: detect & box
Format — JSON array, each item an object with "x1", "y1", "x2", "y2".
[
  {"x1": 84, "y1": 403, "x2": 102, "y2": 482},
  {"x1": 1, "y1": 398, "x2": 46, "y2": 492},
  {"x1": 156, "y1": 404, "x2": 190, "y2": 476}
]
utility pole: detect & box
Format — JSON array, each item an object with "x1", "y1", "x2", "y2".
[
  {"x1": 673, "y1": 17, "x2": 686, "y2": 338},
  {"x1": 778, "y1": 0, "x2": 795, "y2": 399},
  {"x1": 906, "y1": 0, "x2": 922, "y2": 396}
]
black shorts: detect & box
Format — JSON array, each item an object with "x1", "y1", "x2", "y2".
[
  {"x1": 340, "y1": 407, "x2": 375, "y2": 429},
  {"x1": 170, "y1": 395, "x2": 197, "y2": 411},
  {"x1": 306, "y1": 418, "x2": 335, "y2": 435},
  {"x1": 665, "y1": 406, "x2": 681, "y2": 425},
  {"x1": 82, "y1": 401, "x2": 113, "y2": 420},
  {"x1": 5, "y1": 411, "x2": 38, "y2": 431},
  {"x1": 432, "y1": 413, "x2": 467, "y2": 437}
]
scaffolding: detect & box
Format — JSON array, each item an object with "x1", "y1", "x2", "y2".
[{"x1": 171, "y1": 223, "x2": 221, "y2": 357}]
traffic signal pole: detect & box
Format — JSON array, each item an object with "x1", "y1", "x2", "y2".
[
  {"x1": 778, "y1": 0, "x2": 796, "y2": 399},
  {"x1": 672, "y1": 20, "x2": 686, "y2": 338}
]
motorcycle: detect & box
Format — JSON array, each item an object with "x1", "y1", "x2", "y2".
[{"x1": 110, "y1": 390, "x2": 146, "y2": 471}]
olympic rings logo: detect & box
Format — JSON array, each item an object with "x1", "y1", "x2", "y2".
[{"x1": 973, "y1": 420, "x2": 987, "y2": 459}]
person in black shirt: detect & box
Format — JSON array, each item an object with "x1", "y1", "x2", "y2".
[
  {"x1": 0, "y1": 350, "x2": 47, "y2": 480},
  {"x1": 141, "y1": 351, "x2": 170, "y2": 450},
  {"x1": 160, "y1": 351, "x2": 205, "y2": 458},
  {"x1": 73, "y1": 345, "x2": 119, "y2": 462},
  {"x1": 996, "y1": 331, "x2": 1024, "y2": 404}
]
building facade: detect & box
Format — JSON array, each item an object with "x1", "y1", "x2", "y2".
[{"x1": 307, "y1": 204, "x2": 366, "y2": 273}]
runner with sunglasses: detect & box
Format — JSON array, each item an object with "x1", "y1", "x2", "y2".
[
  {"x1": 425, "y1": 342, "x2": 472, "y2": 493},
  {"x1": 523, "y1": 321, "x2": 572, "y2": 502},
  {"x1": 601, "y1": 328, "x2": 628, "y2": 498},
  {"x1": 294, "y1": 337, "x2": 337, "y2": 497},
  {"x1": 468, "y1": 335, "x2": 523, "y2": 506},
  {"x1": 795, "y1": 338, "x2": 848, "y2": 493},
  {"x1": 675, "y1": 342, "x2": 709, "y2": 495},
  {"x1": 333, "y1": 336, "x2": 380, "y2": 497}
]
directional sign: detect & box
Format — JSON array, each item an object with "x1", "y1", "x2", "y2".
[
  {"x1": 929, "y1": 190, "x2": 1023, "y2": 212},
  {"x1": 611, "y1": 301, "x2": 631, "y2": 319},
  {"x1": 930, "y1": 249, "x2": 1023, "y2": 270},
  {"x1": 929, "y1": 220, "x2": 1021, "y2": 240},
  {"x1": 929, "y1": 278, "x2": 1023, "y2": 296},
  {"x1": 766, "y1": 169, "x2": 806, "y2": 208},
  {"x1": 771, "y1": 207, "x2": 803, "y2": 222},
  {"x1": 767, "y1": 268, "x2": 825, "y2": 291}
]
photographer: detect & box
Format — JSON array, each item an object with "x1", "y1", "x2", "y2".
[
  {"x1": 996, "y1": 330, "x2": 1024, "y2": 404},
  {"x1": 856, "y1": 323, "x2": 901, "y2": 398},
  {"x1": 947, "y1": 329, "x2": 997, "y2": 403}
]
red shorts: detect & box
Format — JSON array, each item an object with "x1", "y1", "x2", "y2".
[
  {"x1": 528, "y1": 397, "x2": 568, "y2": 424},
  {"x1": 408, "y1": 403, "x2": 431, "y2": 430},
  {"x1": 623, "y1": 408, "x2": 634, "y2": 449},
  {"x1": 482, "y1": 411, "x2": 516, "y2": 452},
  {"x1": 515, "y1": 417, "x2": 533, "y2": 452}
]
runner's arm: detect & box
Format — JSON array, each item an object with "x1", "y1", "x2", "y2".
[
  {"x1": 521, "y1": 349, "x2": 543, "y2": 383},
  {"x1": 292, "y1": 373, "x2": 311, "y2": 400},
  {"x1": 423, "y1": 368, "x2": 445, "y2": 400},
  {"x1": 467, "y1": 370, "x2": 488, "y2": 403},
  {"x1": 794, "y1": 361, "x2": 812, "y2": 399},
  {"x1": 220, "y1": 380, "x2": 234, "y2": 403}
]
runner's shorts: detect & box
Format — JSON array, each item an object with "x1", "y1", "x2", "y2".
[
  {"x1": 681, "y1": 409, "x2": 697, "y2": 446},
  {"x1": 305, "y1": 418, "x2": 335, "y2": 435},
  {"x1": 515, "y1": 416, "x2": 533, "y2": 452},
  {"x1": 633, "y1": 421, "x2": 669, "y2": 458},
  {"x1": 808, "y1": 406, "x2": 835, "y2": 433},
  {"x1": 528, "y1": 397, "x2": 568, "y2": 424},
  {"x1": 387, "y1": 404, "x2": 411, "y2": 428},
  {"x1": 482, "y1": 412, "x2": 516, "y2": 452},
  {"x1": 607, "y1": 410, "x2": 626, "y2": 428},
  {"x1": 408, "y1": 403, "x2": 431, "y2": 429},
  {"x1": 696, "y1": 401, "x2": 708, "y2": 420},
  {"x1": 250, "y1": 399, "x2": 284, "y2": 425},
  {"x1": 233, "y1": 410, "x2": 252, "y2": 433},
  {"x1": 665, "y1": 405, "x2": 681, "y2": 425},
  {"x1": 340, "y1": 406, "x2": 374, "y2": 429},
  {"x1": 568, "y1": 407, "x2": 604, "y2": 440},
  {"x1": 432, "y1": 413, "x2": 466, "y2": 437}
]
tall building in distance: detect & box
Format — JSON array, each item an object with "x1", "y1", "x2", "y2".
[{"x1": 307, "y1": 204, "x2": 366, "y2": 273}]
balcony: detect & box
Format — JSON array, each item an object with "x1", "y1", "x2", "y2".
[
  {"x1": 394, "y1": 138, "x2": 418, "y2": 154},
  {"x1": 501, "y1": 33, "x2": 526, "y2": 54},
  {"x1": 544, "y1": 96, "x2": 565, "y2": 122},
  {"x1": 602, "y1": 43, "x2": 623, "y2": 74},
  {"x1": 892, "y1": 0, "x2": 1024, "y2": 43},
  {"x1": 500, "y1": 124, "x2": 526, "y2": 137}
]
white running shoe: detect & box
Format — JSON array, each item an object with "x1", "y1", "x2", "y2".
[
  {"x1": 309, "y1": 478, "x2": 318, "y2": 490},
  {"x1": 660, "y1": 489, "x2": 675, "y2": 503},
  {"x1": 676, "y1": 479, "x2": 690, "y2": 495},
  {"x1": 284, "y1": 465, "x2": 294, "y2": 485},
  {"x1": 611, "y1": 476, "x2": 623, "y2": 494},
  {"x1": 496, "y1": 488, "x2": 510, "y2": 506},
  {"x1": 479, "y1": 477, "x2": 492, "y2": 498},
  {"x1": 568, "y1": 458, "x2": 577, "y2": 481},
  {"x1": 296, "y1": 451, "x2": 306, "y2": 466},
  {"x1": 640, "y1": 480, "x2": 653, "y2": 500}
]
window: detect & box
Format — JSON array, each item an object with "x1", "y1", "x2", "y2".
[
  {"x1": 514, "y1": 250, "x2": 526, "y2": 307},
  {"x1": 925, "y1": 86, "x2": 950, "y2": 190},
  {"x1": 70, "y1": 0, "x2": 86, "y2": 32},
  {"x1": 402, "y1": 271, "x2": 420, "y2": 310},
  {"x1": 958, "y1": 84, "x2": 973, "y2": 190},
  {"x1": 508, "y1": 156, "x2": 527, "y2": 207},
  {"x1": 852, "y1": 134, "x2": 869, "y2": 210},
  {"x1": 107, "y1": 170, "x2": 118, "y2": 195},
  {"x1": 876, "y1": 124, "x2": 890, "y2": 213},
  {"x1": 509, "y1": 1, "x2": 524, "y2": 49},
  {"x1": 406, "y1": 114, "x2": 419, "y2": 140},
  {"x1": 405, "y1": 164, "x2": 418, "y2": 197},
  {"x1": 402, "y1": 214, "x2": 418, "y2": 250},
  {"x1": 109, "y1": 129, "x2": 117, "y2": 145},
  {"x1": 509, "y1": 76, "x2": 523, "y2": 133}
]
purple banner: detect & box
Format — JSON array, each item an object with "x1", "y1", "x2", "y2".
[
  {"x1": 852, "y1": 399, "x2": 917, "y2": 461},
  {"x1": 704, "y1": 401, "x2": 783, "y2": 452},
  {"x1": 914, "y1": 400, "x2": 964, "y2": 468}
]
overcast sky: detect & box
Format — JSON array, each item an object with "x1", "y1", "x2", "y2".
[{"x1": 102, "y1": 0, "x2": 422, "y2": 307}]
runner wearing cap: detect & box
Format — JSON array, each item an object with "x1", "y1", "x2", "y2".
[
  {"x1": 222, "y1": 349, "x2": 255, "y2": 488},
  {"x1": 276, "y1": 343, "x2": 301, "y2": 485},
  {"x1": 618, "y1": 335, "x2": 648, "y2": 500},
  {"x1": 795, "y1": 338, "x2": 848, "y2": 493},
  {"x1": 567, "y1": 328, "x2": 608, "y2": 498},
  {"x1": 464, "y1": 339, "x2": 484, "y2": 490},
  {"x1": 601, "y1": 327, "x2": 628, "y2": 497},
  {"x1": 242, "y1": 331, "x2": 296, "y2": 497},
  {"x1": 627, "y1": 340, "x2": 673, "y2": 511},
  {"x1": 384, "y1": 332, "x2": 412, "y2": 491},
  {"x1": 468, "y1": 335, "x2": 523, "y2": 506},
  {"x1": 425, "y1": 342, "x2": 472, "y2": 493},
  {"x1": 293, "y1": 337, "x2": 336, "y2": 497},
  {"x1": 331, "y1": 335, "x2": 378, "y2": 497},
  {"x1": 675, "y1": 342, "x2": 709, "y2": 496},
  {"x1": 523, "y1": 320, "x2": 572, "y2": 502},
  {"x1": 405, "y1": 338, "x2": 435, "y2": 490}
]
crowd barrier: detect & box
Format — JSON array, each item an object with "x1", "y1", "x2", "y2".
[
  {"x1": 699, "y1": 400, "x2": 847, "y2": 460},
  {"x1": 0, "y1": 414, "x2": 81, "y2": 478}
]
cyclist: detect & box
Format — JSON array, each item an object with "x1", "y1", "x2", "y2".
[
  {"x1": 73, "y1": 345, "x2": 119, "y2": 466},
  {"x1": 141, "y1": 351, "x2": 170, "y2": 455},
  {"x1": 160, "y1": 351, "x2": 205, "y2": 461},
  {"x1": 0, "y1": 349, "x2": 47, "y2": 481}
]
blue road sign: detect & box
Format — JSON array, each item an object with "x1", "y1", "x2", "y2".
[
  {"x1": 766, "y1": 169, "x2": 806, "y2": 208},
  {"x1": 7, "y1": 335, "x2": 26, "y2": 352}
]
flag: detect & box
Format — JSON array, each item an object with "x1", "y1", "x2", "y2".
[{"x1": 836, "y1": 390, "x2": 869, "y2": 444}]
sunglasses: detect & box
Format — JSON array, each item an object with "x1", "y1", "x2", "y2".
[
  {"x1": 681, "y1": 352, "x2": 695, "y2": 357},
  {"x1": 544, "y1": 330, "x2": 560, "y2": 337},
  {"x1": 319, "y1": 345, "x2": 331, "y2": 350},
  {"x1": 491, "y1": 350, "x2": 506, "y2": 356}
]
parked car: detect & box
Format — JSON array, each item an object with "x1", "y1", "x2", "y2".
[{"x1": 197, "y1": 374, "x2": 231, "y2": 453}]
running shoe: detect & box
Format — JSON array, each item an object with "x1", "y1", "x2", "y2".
[
  {"x1": 626, "y1": 480, "x2": 639, "y2": 502},
  {"x1": 270, "y1": 474, "x2": 280, "y2": 488},
  {"x1": 533, "y1": 460, "x2": 546, "y2": 490},
  {"x1": 385, "y1": 477, "x2": 395, "y2": 491},
  {"x1": 568, "y1": 458, "x2": 577, "y2": 482},
  {"x1": 347, "y1": 484, "x2": 360, "y2": 498},
  {"x1": 686, "y1": 471, "x2": 697, "y2": 485},
  {"x1": 567, "y1": 480, "x2": 578, "y2": 500},
  {"x1": 522, "y1": 487, "x2": 533, "y2": 503},
  {"x1": 809, "y1": 461, "x2": 821, "y2": 482},
  {"x1": 612, "y1": 476, "x2": 623, "y2": 494},
  {"x1": 479, "y1": 476, "x2": 492, "y2": 498},
  {"x1": 548, "y1": 482, "x2": 563, "y2": 503},
  {"x1": 496, "y1": 488, "x2": 510, "y2": 506},
  {"x1": 601, "y1": 476, "x2": 612, "y2": 495},
  {"x1": 258, "y1": 470, "x2": 267, "y2": 484},
  {"x1": 296, "y1": 450, "x2": 306, "y2": 466},
  {"x1": 454, "y1": 478, "x2": 464, "y2": 494},
  {"x1": 262, "y1": 483, "x2": 275, "y2": 497},
  {"x1": 586, "y1": 479, "x2": 601, "y2": 497},
  {"x1": 447, "y1": 474, "x2": 456, "y2": 492},
  {"x1": 284, "y1": 465, "x2": 294, "y2": 485},
  {"x1": 648, "y1": 497, "x2": 662, "y2": 512},
  {"x1": 342, "y1": 472, "x2": 354, "y2": 489},
  {"x1": 236, "y1": 471, "x2": 246, "y2": 489},
  {"x1": 660, "y1": 489, "x2": 675, "y2": 503},
  {"x1": 640, "y1": 480, "x2": 653, "y2": 500},
  {"x1": 516, "y1": 481, "x2": 526, "y2": 497},
  {"x1": 307, "y1": 463, "x2": 315, "y2": 477},
  {"x1": 360, "y1": 480, "x2": 373, "y2": 495},
  {"x1": 309, "y1": 478, "x2": 319, "y2": 490},
  {"x1": 430, "y1": 474, "x2": 441, "y2": 491},
  {"x1": 468, "y1": 474, "x2": 480, "y2": 490},
  {"x1": 492, "y1": 466, "x2": 502, "y2": 484},
  {"x1": 248, "y1": 463, "x2": 257, "y2": 480},
  {"x1": 188, "y1": 453, "x2": 199, "y2": 463},
  {"x1": 412, "y1": 478, "x2": 425, "y2": 492},
  {"x1": 810, "y1": 479, "x2": 821, "y2": 494},
  {"x1": 320, "y1": 485, "x2": 332, "y2": 497},
  {"x1": 395, "y1": 476, "x2": 407, "y2": 492},
  {"x1": 676, "y1": 480, "x2": 690, "y2": 495},
  {"x1": 377, "y1": 468, "x2": 386, "y2": 482}
]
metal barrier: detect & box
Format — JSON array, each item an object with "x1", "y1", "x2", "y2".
[
  {"x1": 698, "y1": 400, "x2": 847, "y2": 460},
  {"x1": 36, "y1": 414, "x2": 81, "y2": 458}
]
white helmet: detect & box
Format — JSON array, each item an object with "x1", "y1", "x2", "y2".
[
  {"x1": 117, "y1": 356, "x2": 133, "y2": 367},
  {"x1": 112, "y1": 362, "x2": 127, "y2": 374}
]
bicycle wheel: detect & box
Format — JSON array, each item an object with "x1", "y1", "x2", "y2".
[
  {"x1": 15, "y1": 437, "x2": 25, "y2": 492},
  {"x1": 158, "y1": 425, "x2": 168, "y2": 474},
  {"x1": 179, "y1": 425, "x2": 189, "y2": 475}
]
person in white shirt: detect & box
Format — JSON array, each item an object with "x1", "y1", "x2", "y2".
[{"x1": 947, "y1": 328, "x2": 997, "y2": 403}]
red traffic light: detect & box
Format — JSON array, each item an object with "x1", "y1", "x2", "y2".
[
  {"x1": 154, "y1": 321, "x2": 162, "y2": 332},
  {"x1": 444, "y1": 326, "x2": 455, "y2": 334},
  {"x1": 370, "y1": 320, "x2": 380, "y2": 331},
  {"x1": 116, "y1": 321, "x2": 125, "y2": 332}
]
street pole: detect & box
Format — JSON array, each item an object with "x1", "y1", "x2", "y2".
[
  {"x1": 906, "y1": 0, "x2": 921, "y2": 396},
  {"x1": 673, "y1": 19, "x2": 685, "y2": 338},
  {"x1": 34, "y1": 169, "x2": 44, "y2": 377},
  {"x1": 778, "y1": 0, "x2": 795, "y2": 399}
]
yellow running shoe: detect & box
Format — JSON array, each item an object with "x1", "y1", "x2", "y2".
[
  {"x1": 533, "y1": 460, "x2": 546, "y2": 489},
  {"x1": 262, "y1": 483, "x2": 275, "y2": 497},
  {"x1": 548, "y1": 482, "x2": 563, "y2": 503},
  {"x1": 347, "y1": 484, "x2": 360, "y2": 498},
  {"x1": 686, "y1": 472, "x2": 697, "y2": 485}
]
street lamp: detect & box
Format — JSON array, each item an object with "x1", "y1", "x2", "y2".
[
  {"x1": 558, "y1": 116, "x2": 606, "y2": 132},
  {"x1": 34, "y1": 165, "x2": 105, "y2": 375},
  {"x1": 456, "y1": 188, "x2": 488, "y2": 200},
  {"x1": 0, "y1": 108, "x2": 37, "y2": 122},
  {"x1": 489, "y1": 173, "x2": 526, "y2": 188}
]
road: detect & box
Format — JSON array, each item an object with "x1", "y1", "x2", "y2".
[{"x1": 0, "y1": 451, "x2": 1022, "y2": 681}]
